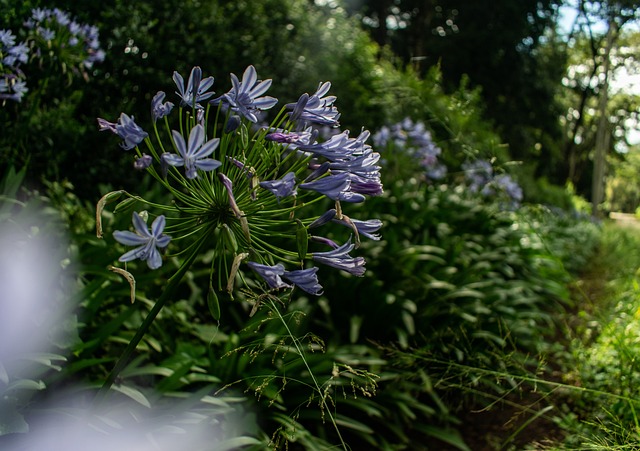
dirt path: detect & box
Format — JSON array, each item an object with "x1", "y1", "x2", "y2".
[{"x1": 609, "y1": 212, "x2": 640, "y2": 228}]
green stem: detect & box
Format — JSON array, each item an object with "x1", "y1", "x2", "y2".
[
  {"x1": 93, "y1": 232, "x2": 210, "y2": 407},
  {"x1": 269, "y1": 297, "x2": 348, "y2": 451}
]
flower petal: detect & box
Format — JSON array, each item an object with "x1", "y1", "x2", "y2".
[
  {"x1": 241, "y1": 66, "x2": 257, "y2": 92},
  {"x1": 156, "y1": 235, "x2": 171, "y2": 248},
  {"x1": 191, "y1": 137, "x2": 219, "y2": 159},
  {"x1": 171, "y1": 130, "x2": 188, "y2": 158},
  {"x1": 195, "y1": 159, "x2": 222, "y2": 172},
  {"x1": 162, "y1": 154, "x2": 184, "y2": 167},
  {"x1": 248, "y1": 78, "x2": 272, "y2": 98},
  {"x1": 187, "y1": 124, "x2": 205, "y2": 157},
  {"x1": 146, "y1": 246, "x2": 163, "y2": 269},
  {"x1": 132, "y1": 212, "x2": 152, "y2": 237},
  {"x1": 113, "y1": 230, "x2": 148, "y2": 246},
  {"x1": 151, "y1": 215, "x2": 166, "y2": 238},
  {"x1": 118, "y1": 246, "x2": 144, "y2": 262}
]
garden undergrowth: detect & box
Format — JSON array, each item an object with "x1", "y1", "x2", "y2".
[
  {"x1": 541, "y1": 220, "x2": 640, "y2": 450},
  {"x1": 426, "y1": 219, "x2": 640, "y2": 450}
]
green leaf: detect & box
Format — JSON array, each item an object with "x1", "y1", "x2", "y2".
[
  {"x1": 208, "y1": 285, "x2": 221, "y2": 321},
  {"x1": 112, "y1": 384, "x2": 151, "y2": 408},
  {"x1": 416, "y1": 424, "x2": 471, "y2": 451},
  {"x1": 221, "y1": 223, "x2": 238, "y2": 253},
  {"x1": 113, "y1": 197, "x2": 138, "y2": 214},
  {"x1": 334, "y1": 414, "x2": 375, "y2": 434}
]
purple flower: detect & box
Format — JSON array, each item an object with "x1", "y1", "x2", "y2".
[
  {"x1": 312, "y1": 238, "x2": 365, "y2": 276},
  {"x1": 463, "y1": 159, "x2": 493, "y2": 192},
  {"x1": 0, "y1": 30, "x2": 16, "y2": 47},
  {"x1": 173, "y1": 66, "x2": 215, "y2": 108},
  {"x1": 492, "y1": 174, "x2": 523, "y2": 203},
  {"x1": 52, "y1": 8, "x2": 70, "y2": 26},
  {"x1": 211, "y1": 65, "x2": 278, "y2": 123},
  {"x1": 113, "y1": 212, "x2": 171, "y2": 270},
  {"x1": 488, "y1": 174, "x2": 522, "y2": 207},
  {"x1": 38, "y1": 27, "x2": 55, "y2": 41},
  {"x1": 426, "y1": 163, "x2": 447, "y2": 181},
  {"x1": 329, "y1": 149, "x2": 380, "y2": 174},
  {"x1": 162, "y1": 124, "x2": 221, "y2": 179},
  {"x1": 299, "y1": 172, "x2": 365, "y2": 203},
  {"x1": 308, "y1": 209, "x2": 337, "y2": 229},
  {"x1": 266, "y1": 132, "x2": 304, "y2": 144},
  {"x1": 296, "y1": 131, "x2": 353, "y2": 161},
  {"x1": 283, "y1": 267, "x2": 323, "y2": 296},
  {"x1": 134, "y1": 154, "x2": 153, "y2": 170},
  {"x1": 0, "y1": 78, "x2": 28, "y2": 102},
  {"x1": 151, "y1": 91, "x2": 174, "y2": 122},
  {"x1": 259, "y1": 172, "x2": 297, "y2": 200},
  {"x1": 287, "y1": 82, "x2": 340, "y2": 127},
  {"x1": 30, "y1": 8, "x2": 48, "y2": 23},
  {"x1": 4, "y1": 42, "x2": 29, "y2": 66},
  {"x1": 310, "y1": 235, "x2": 340, "y2": 249},
  {"x1": 333, "y1": 217, "x2": 382, "y2": 240},
  {"x1": 97, "y1": 113, "x2": 148, "y2": 150},
  {"x1": 304, "y1": 162, "x2": 330, "y2": 183},
  {"x1": 347, "y1": 173, "x2": 383, "y2": 197},
  {"x1": 247, "y1": 262, "x2": 292, "y2": 290}
]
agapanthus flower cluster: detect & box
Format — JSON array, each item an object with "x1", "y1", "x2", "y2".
[
  {"x1": 1, "y1": 8, "x2": 104, "y2": 104},
  {"x1": 373, "y1": 117, "x2": 447, "y2": 180},
  {"x1": 462, "y1": 159, "x2": 523, "y2": 207},
  {"x1": 24, "y1": 8, "x2": 105, "y2": 69},
  {"x1": 100, "y1": 65, "x2": 382, "y2": 298},
  {"x1": 0, "y1": 29, "x2": 29, "y2": 102}
]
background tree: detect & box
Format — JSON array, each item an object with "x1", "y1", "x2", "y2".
[
  {"x1": 345, "y1": 0, "x2": 567, "y2": 183},
  {"x1": 558, "y1": 0, "x2": 640, "y2": 207}
]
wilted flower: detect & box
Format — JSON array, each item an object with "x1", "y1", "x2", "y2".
[{"x1": 113, "y1": 212, "x2": 171, "y2": 270}]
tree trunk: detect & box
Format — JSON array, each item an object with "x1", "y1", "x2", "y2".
[{"x1": 591, "y1": 17, "x2": 617, "y2": 216}]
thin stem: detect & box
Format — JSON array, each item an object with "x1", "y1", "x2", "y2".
[
  {"x1": 268, "y1": 297, "x2": 349, "y2": 451},
  {"x1": 92, "y1": 232, "x2": 210, "y2": 407}
]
